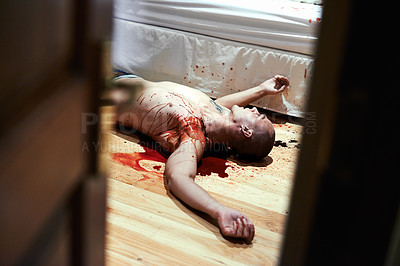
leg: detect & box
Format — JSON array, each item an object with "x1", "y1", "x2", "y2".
[{"x1": 215, "y1": 75, "x2": 289, "y2": 109}]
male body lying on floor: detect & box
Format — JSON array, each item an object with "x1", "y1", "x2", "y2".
[{"x1": 111, "y1": 72, "x2": 289, "y2": 243}]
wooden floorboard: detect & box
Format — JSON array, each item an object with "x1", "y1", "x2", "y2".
[{"x1": 102, "y1": 106, "x2": 302, "y2": 265}]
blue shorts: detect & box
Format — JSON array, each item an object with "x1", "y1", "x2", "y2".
[{"x1": 113, "y1": 69, "x2": 141, "y2": 80}]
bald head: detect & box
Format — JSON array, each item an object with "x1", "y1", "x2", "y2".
[
  {"x1": 228, "y1": 118, "x2": 275, "y2": 159},
  {"x1": 224, "y1": 106, "x2": 275, "y2": 159}
]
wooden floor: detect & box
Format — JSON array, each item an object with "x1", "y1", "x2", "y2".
[{"x1": 100, "y1": 107, "x2": 302, "y2": 265}]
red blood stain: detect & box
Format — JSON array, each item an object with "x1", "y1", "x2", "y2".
[
  {"x1": 316, "y1": 17, "x2": 321, "y2": 22},
  {"x1": 111, "y1": 145, "x2": 230, "y2": 178},
  {"x1": 196, "y1": 65, "x2": 199, "y2": 68},
  {"x1": 230, "y1": 67, "x2": 233, "y2": 71},
  {"x1": 304, "y1": 68, "x2": 307, "y2": 79},
  {"x1": 110, "y1": 148, "x2": 166, "y2": 182},
  {"x1": 222, "y1": 62, "x2": 225, "y2": 65},
  {"x1": 211, "y1": 73, "x2": 214, "y2": 76},
  {"x1": 308, "y1": 19, "x2": 312, "y2": 23},
  {"x1": 201, "y1": 71, "x2": 204, "y2": 73},
  {"x1": 111, "y1": 146, "x2": 166, "y2": 173},
  {"x1": 177, "y1": 117, "x2": 207, "y2": 160},
  {"x1": 197, "y1": 157, "x2": 230, "y2": 178}
]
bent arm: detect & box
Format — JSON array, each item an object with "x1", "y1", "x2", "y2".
[
  {"x1": 215, "y1": 75, "x2": 289, "y2": 109},
  {"x1": 215, "y1": 85, "x2": 267, "y2": 109}
]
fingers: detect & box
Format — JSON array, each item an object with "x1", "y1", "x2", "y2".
[
  {"x1": 218, "y1": 211, "x2": 255, "y2": 243},
  {"x1": 275, "y1": 75, "x2": 290, "y2": 86},
  {"x1": 236, "y1": 218, "x2": 244, "y2": 236},
  {"x1": 274, "y1": 75, "x2": 290, "y2": 84},
  {"x1": 221, "y1": 220, "x2": 237, "y2": 236},
  {"x1": 232, "y1": 217, "x2": 255, "y2": 243},
  {"x1": 272, "y1": 75, "x2": 290, "y2": 93},
  {"x1": 247, "y1": 222, "x2": 255, "y2": 244},
  {"x1": 242, "y1": 219, "x2": 249, "y2": 239},
  {"x1": 233, "y1": 220, "x2": 238, "y2": 234},
  {"x1": 242, "y1": 218, "x2": 255, "y2": 244}
]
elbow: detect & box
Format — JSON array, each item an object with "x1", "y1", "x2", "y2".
[
  {"x1": 164, "y1": 172, "x2": 175, "y2": 192},
  {"x1": 164, "y1": 172, "x2": 181, "y2": 193},
  {"x1": 164, "y1": 172, "x2": 194, "y2": 194}
]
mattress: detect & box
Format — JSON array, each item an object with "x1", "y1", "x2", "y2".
[
  {"x1": 114, "y1": 0, "x2": 322, "y2": 55},
  {"x1": 112, "y1": 0, "x2": 320, "y2": 117}
]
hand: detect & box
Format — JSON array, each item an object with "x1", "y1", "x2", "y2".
[
  {"x1": 259, "y1": 75, "x2": 290, "y2": 95},
  {"x1": 217, "y1": 207, "x2": 255, "y2": 244}
]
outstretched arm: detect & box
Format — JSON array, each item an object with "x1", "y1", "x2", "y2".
[
  {"x1": 165, "y1": 140, "x2": 255, "y2": 243},
  {"x1": 215, "y1": 75, "x2": 289, "y2": 109},
  {"x1": 165, "y1": 140, "x2": 220, "y2": 216}
]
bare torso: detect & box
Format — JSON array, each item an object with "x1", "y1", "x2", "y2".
[
  {"x1": 112, "y1": 74, "x2": 289, "y2": 243},
  {"x1": 115, "y1": 78, "x2": 229, "y2": 154}
]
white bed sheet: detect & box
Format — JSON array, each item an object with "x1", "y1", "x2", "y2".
[{"x1": 114, "y1": 0, "x2": 322, "y2": 55}]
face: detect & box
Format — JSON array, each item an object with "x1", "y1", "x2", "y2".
[
  {"x1": 224, "y1": 105, "x2": 272, "y2": 141},
  {"x1": 230, "y1": 105, "x2": 269, "y2": 126}
]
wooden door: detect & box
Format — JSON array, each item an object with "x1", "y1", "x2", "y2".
[
  {"x1": 280, "y1": 1, "x2": 400, "y2": 265},
  {"x1": 0, "y1": 0, "x2": 112, "y2": 265}
]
